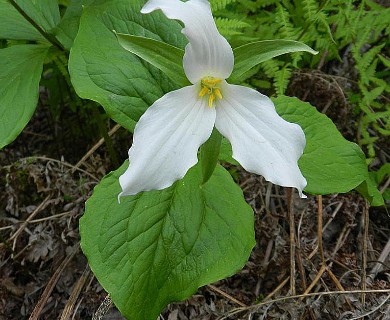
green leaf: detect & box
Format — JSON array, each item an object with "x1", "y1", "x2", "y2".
[
  {"x1": 53, "y1": 0, "x2": 83, "y2": 50},
  {"x1": 376, "y1": 163, "x2": 390, "y2": 184},
  {"x1": 115, "y1": 33, "x2": 190, "y2": 87},
  {"x1": 69, "y1": 0, "x2": 187, "y2": 132},
  {"x1": 0, "y1": 0, "x2": 45, "y2": 41},
  {"x1": 0, "y1": 44, "x2": 49, "y2": 149},
  {"x1": 355, "y1": 163, "x2": 389, "y2": 206},
  {"x1": 219, "y1": 138, "x2": 239, "y2": 165},
  {"x1": 355, "y1": 177, "x2": 384, "y2": 206},
  {"x1": 230, "y1": 40, "x2": 318, "y2": 82},
  {"x1": 273, "y1": 96, "x2": 373, "y2": 195},
  {"x1": 200, "y1": 129, "x2": 222, "y2": 184},
  {"x1": 13, "y1": 0, "x2": 60, "y2": 33},
  {"x1": 80, "y1": 162, "x2": 254, "y2": 320}
]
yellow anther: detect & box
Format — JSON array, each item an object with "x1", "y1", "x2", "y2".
[
  {"x1": 202, "y1": 78, "x2": 221, "y2": 86},
  {"x1": 198, "y1": 86, "x2": 209, "y2": 97},
  {"x1": 198, "y1": 76, "x2": 223, "y2": 107},
  {"x1": 214, "y1": 88, "x2": 222, "y2": 100},
  {"x1": 208, "y1": 94, "x2": 215, "y2": 108}
]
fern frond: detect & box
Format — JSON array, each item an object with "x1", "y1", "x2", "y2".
[
  {"x1": 301, "y1": 0, "x2": 319, "y2": 21},
  {"x1": 237, "y1": 0, "x2": 258, "y2": 12},
  {"x1": 315, "y1": 12, "x2": 335, "y2": 43},
  {"x1": 257, "y1": 0, "x2": 280, "y2": 8},
  {"x1": 275, "y1": 4, "x2": 296, "y2": 39},
  {"x1": 274, "y1": 64, "x2": 292, "y2": 95},
  {"x1": 210, "y1": 0, "x2": 237, "y2": 11},
  {"x1": 215, "y1": 17, "x2": 250, "y2": 37},
  {"x1": 261, "y1": 59, "x2": 280, "y2": 79},
  {"x1": 355, "y1": 44, "x2": 385, "y2": 85}
]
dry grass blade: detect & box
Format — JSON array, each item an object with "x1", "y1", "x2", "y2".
[
  {"x1": 368, "y1": 237, "x2": 390, "y2": 282},
  {"x1": 287, "y1": 188, "x2": 296, "y2": 295},
  {"x1": 207, "y1": 284, "x2": 247, "y2": 307},
  {"x1": 233, "y1": 289, "x2": 390, "y2": 314},
  {"x1": 362, "y1": 201, "x2": 369, "y2": 304},
  {"x1": 348, "y1": 294, "x2": 390, "y2": 320},
  {"x1": 60, "y1": 266, "x2": 91, "y2": 320},
  {"x1": 73, "y1": 124, "x2": 121, "y2": 172},
  {"x1": 29, "y1": 244, "x2": 79, "y2": 320}
]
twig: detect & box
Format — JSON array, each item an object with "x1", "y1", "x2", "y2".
[
  {"x1": 380, "y1": 175, "x2": 390, "y2": 193},
  {"x1": 317, "y1": 195, "x2": 325, "y2": 264},
  {"x1": 60, "y1": 266, "x2": 91, "y2": 320},
  {"x1": 368, "y1": 237, "x2": 390, "y2": 283},
  {"x1": 0, "y1": 210, "x2": 76, "y2": 232},
  {"x1": 308, "y1": 200, "x2": 344, "y2": 260},
  {"x1": 362, "y1": 201, "x2": 369, "y2": 304},
  {"x1": 8, "y1": 195, "x2": 52, "y2": 253},
  {"x1": 296, "y1": 209, "x2": 307, "y2": 291},
  {"x1": 243, "y1": 289, "x2": 390, "y2": 313},
  {"x1": 207, "y1": 284, "x2": 247, "y2": 307},
  {"x1": 15, "y1": 156, "x2": 99, "y2": 181},
  {"x1": 286, "y1": 188, "x2": 296, "y2": 295},
  {"x1": 73, "y1": 124, "x2": 121, "y2": 172},
  {"x1": 300, "y1": 264, "x2": 327, "y2": 300},
  {"x1": 262, "y1": 277, "x2": 289, "y2": 302},
  {"x1": 327, "y1": 268, "x2": 353, "y2": 309},
  {"x1": 29, "y1": 245, "x2": 79, "y2": 320},
  {"x1": 348, "y1": 294, "x2": 390, "y2": 320}
]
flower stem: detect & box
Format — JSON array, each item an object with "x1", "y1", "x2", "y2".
[{"x1": 200, "y1": 129, "x2": 222, "y2": 185}]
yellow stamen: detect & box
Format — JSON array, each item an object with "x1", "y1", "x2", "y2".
[
  {"x1": 198, "y1": 76, "x2": 223, "y2": 107},
  {"x1": 208, "y1": 94, "x2": 215, "y2": 108},
  {"x1": 214, "y1": 88, "x2": 222, "y2": 100},
  {"x1": 202, "y1": 78, "x2": 221, "y2": 86},
  {"x1": 198, "y1": 86, "x2": 209, "y2": 97}
]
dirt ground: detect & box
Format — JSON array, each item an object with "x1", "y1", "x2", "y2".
[{"x1": 0, "y1": 71, "x2": 389, "y2": 319}]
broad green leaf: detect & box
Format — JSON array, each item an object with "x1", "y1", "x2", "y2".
[
  {"x1": 356, "y1": 163, "x2": 389, "y2": 206},
  {"x1": 0, "y1": 45, "x2": 49, "y2": 149},
  {"x1": 230, "y1": 40, "x2": 318, "y2": 82},
  {"x1": 116, "y1": 33, "x2": 189, "y2": 87},
  {"x1": 69, "y1": 0, "x2": 187, "y2": 132},
  {"x1": 219, "y1": 137, "x2": 239, "y2": 165},
  {"x1": 375, "y1": 163, "x2": 390, "y2": 184},
  {"x1": 0, "y1": 0, "x2": 45, "y2": 41},
  {"x1": 80, "y1": 162, "x2": 254, "y2": 320},
  {"x1": 200, "y1": 129, "x2": 222, "y2": 184},
  {"x1": 273, "y1": 96, "x2": 375, "y2": 196},
  {"x1": 53, "y1": 0, "x2": 83, "y2": 50},
  {"x1": 355, "y1": 178, "x2": 384, "y2": 206},
  {"x1": 13, "y1": 0, "x2": 60, "y2": 33}
]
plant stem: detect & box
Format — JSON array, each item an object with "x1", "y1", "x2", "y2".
[{"x1": 8, "y1": 0, "x2": 64, "y2": 51}]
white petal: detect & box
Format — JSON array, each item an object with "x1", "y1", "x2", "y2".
[
  {"x1": 141, "y1": 0, "x2": 234, "y2": 83},
  {"x1": 119, "y1": 84, "x2": 215, "y2": 198},
  {"x1": 215, "y1": 83, "x2": 307, "y2": 197}
]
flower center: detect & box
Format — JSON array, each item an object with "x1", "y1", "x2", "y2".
[{"x1": 198, "y1": 77, "x2": 223, "y2": 107}]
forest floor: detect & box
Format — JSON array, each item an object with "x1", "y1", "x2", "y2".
[{"x1": 0, "y1": 69, "x2": 389, "y2": 319}]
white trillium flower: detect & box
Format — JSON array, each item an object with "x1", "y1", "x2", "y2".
[{"x1": 119, "y1": 0, "x2": 307, "y2": 199}]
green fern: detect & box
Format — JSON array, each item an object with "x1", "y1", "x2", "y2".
[
  {"x1": 275, "y1": 4, "x2": 296, "y2": 39},
  {"x1": 215, "y1": 17, "x2": 250, "y2": 37},
  {"x1": 256, "y1": 0, "x2": 280, "y2": 8},
  {"x1": 210, "y1": 0, "x2": 237, "y2": 11},
  {"x1": 261, "y1": 59, "x2": 280, "y2": 80},
  {"x1": 274, "y1": 64, "x2": 292, "y2": 95},
  {"x1": 301, "y1": 0, "x2": 319, "y2": 22}
]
